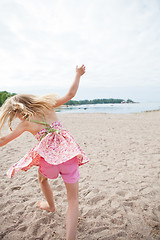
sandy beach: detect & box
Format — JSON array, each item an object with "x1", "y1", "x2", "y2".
[{"x1": 0, "y1": 112, "x2": 160, "y2": 240}]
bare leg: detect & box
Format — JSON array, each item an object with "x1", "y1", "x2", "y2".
[
  {"x1": 37, "y1": 170, "x2": 56, "y2": 212},
  {"x1": 64, "y1": 181, "x2": 79, "y2": 240}
]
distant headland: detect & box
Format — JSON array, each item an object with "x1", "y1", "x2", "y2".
[{"x1": 64, "y1": 98, "x2": 135, "y2": 105}]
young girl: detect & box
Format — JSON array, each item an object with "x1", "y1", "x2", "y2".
[{"x1": 0, "y1": 64, "x2": 89, "y2": 240}]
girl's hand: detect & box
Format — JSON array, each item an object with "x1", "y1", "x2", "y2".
[{"x1": 76, "y1": 64, "x2": 86, "y2": 76}]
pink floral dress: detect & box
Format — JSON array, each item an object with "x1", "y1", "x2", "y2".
[{"x1": 7, "y1": 121, "x2": 89, "y2": 178}]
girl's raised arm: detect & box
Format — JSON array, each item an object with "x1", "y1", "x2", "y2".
[{"x1": 54, "y1": 65, "x2": 85, "y2": 108}]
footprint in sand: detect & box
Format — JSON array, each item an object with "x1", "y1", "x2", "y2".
[
  {"x1": 17, "y1": 225, "x2": 28, "y2": 232},
  {"x1": 123, "y1": 201, "x2": 134, "y2": 209},
  {"x1": 116, "y1": 190, "x2": 126, "y2": 197},
  {"x1": 11, "y1": 186, "x2": 21, "y2": 191},
  {"x1": 88, "y1": 226, "x2": 109, "y2": 234},
  {"x1": 108, "y1": 198, "x2": 121, "y2": 209},
  {"x1": 139, "y1": 186, "x2": 155, "y2": 196},
  {"x1": 88, "y1": 195, "x2": 105, "y2": 205}
]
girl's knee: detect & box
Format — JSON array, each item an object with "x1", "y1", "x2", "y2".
[{"x1": 38, "y1": 170, "x2": 48, "y2": 183}]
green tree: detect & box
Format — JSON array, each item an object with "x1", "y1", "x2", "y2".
[{"x1": 0, "y1": 91, "x2": 16, "y2": 106}]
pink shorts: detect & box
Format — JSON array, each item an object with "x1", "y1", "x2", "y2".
[{"x1": 39, "y1": 156, "x2": 80, "y2": 183}]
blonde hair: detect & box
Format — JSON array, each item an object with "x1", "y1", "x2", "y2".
[{"x1": 0, "y1": 93, "x2": 58, "y2": 131}]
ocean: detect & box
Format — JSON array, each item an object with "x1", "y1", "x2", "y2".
[{"x1": 58, "y1": 102, "x2": 160, "y2": 114}]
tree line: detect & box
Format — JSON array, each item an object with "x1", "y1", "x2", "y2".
[
  {"x1": 0, "y1": 91, "x2": 134, "y2": 107},
  {"x1": 64, "y1": 98, "x2": 134, "y2": 105}
]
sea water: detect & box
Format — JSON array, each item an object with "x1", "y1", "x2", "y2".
[{"x1": 58, "y1": 102, "x2": 160, "y2": 114}]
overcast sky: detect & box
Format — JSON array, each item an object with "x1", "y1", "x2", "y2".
[{"x1": 0, "y1": 0, "x2": 160, "y2": 102}]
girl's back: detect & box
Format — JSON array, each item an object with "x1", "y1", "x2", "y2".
[{"x1": 26, "y1": 108, "x2": 59, "y2": 136}]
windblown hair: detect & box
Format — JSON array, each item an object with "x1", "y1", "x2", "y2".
[{"x1": 0, "y1": 93, "x2": 58, "y2": 132}]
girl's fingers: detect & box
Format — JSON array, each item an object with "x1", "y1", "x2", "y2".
[
  {"x1": 76, "y1": 64, "x2": 85, "y2": 68},
  {"x1": 76, "y1": 64, "x2": 86, "y2": 73},
  {"x1": 82, "y1": 65, "x2": 85, "y2": 69}
]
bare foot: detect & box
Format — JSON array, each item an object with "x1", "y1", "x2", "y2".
[{"x1": 37, "y1": 201, "x2": 56, "y2": 212}]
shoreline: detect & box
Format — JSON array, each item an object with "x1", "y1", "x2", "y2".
[{"x1": 57, "y1": 102, "x2": 160, "y2": 114}]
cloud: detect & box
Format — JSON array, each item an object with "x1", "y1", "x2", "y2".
[{"x1": 0, "y1": 0, "x2": 160, "y2": 100}]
